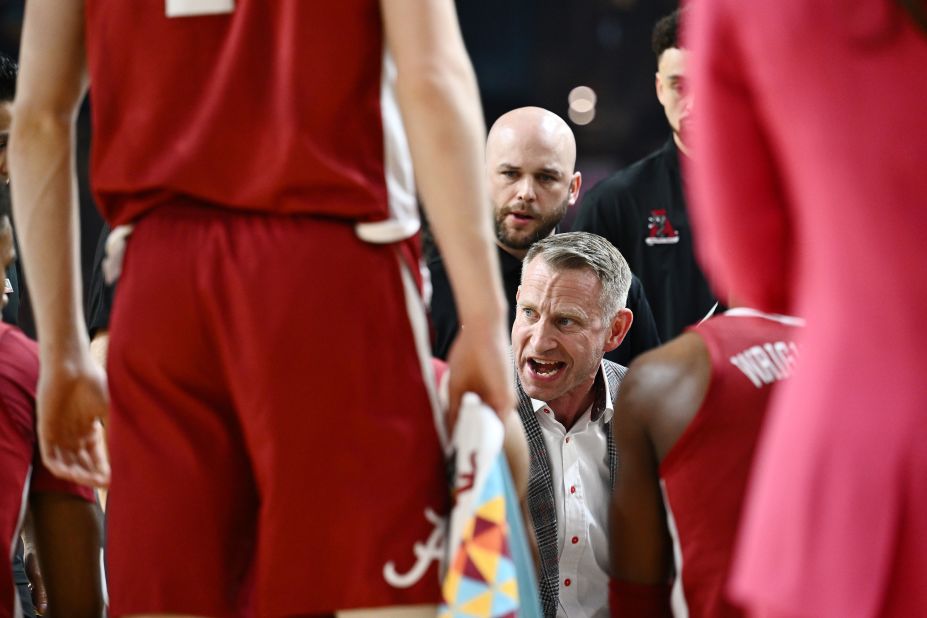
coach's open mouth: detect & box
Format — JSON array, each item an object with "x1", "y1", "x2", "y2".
[{"x1": 528, "y1": 358, "x2": 565, "y2": 377}]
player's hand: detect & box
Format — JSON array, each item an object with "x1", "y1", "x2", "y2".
[
  {"x1": 445, "y1": 317, "x2": 515, "y2": 427},
  {"x1": 24, "y1": 547, "x2": 48, "y2": 615},
  {"x1": 36, "y1": 355, "x2": 111, "y2": 488}
]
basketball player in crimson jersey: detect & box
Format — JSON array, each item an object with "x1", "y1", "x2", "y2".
[
  {"x1": 608, "y1": 308, "x2": 802, "y2": 618},
  {"x1": 0, "y1": 211, "x2": 103, "y2": 618},
  {"x1": 11, "y1": 1, "x2": 514, "y2": 616}
]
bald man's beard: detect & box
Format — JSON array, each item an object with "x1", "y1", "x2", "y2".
[{"x1": 494, "y1": 198, "x2": 569, "y2": 251}]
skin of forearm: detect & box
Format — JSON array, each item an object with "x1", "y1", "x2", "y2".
[
  {"x1": 11, "y1": 111, "x2": 88, "y2": 360},
  {"x1": 397, "y1": 67, "x2": 507, "y2": 324}
]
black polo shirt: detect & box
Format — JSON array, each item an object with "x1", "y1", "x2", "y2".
[
  {"x1": 572, "y1": 138, "x2": 718, "y2": 341},
  {"x1": 428, "y1": 244, "x2": 660, "y2": 366}
]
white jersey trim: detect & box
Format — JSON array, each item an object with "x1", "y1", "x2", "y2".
[
  {"x1": 398, "y1": 257, "x2": 450, "y2": 455},
  {"x1": 723, "y1": 307, "x2": 805, "y2": 327},
  {"x1": 355, "y1": 48, "x2": 420, "y2": 245},
  {"x1": 661, "y1": 480, "x2": 690, "y2": 618}
]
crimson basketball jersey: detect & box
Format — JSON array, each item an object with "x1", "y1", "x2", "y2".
[
  {"x1": 660, "y1": 309, "x2": 802, "y2": 618},
  {"x1": 85, "y1": 0, "x2": 417, "y2": 238}
]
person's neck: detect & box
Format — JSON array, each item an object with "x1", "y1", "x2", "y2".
[
  {"x1": 496, "y1": 240, "x2": 528, "y2": 260},
  {"x1": 547, "y1": 378, "x2": 597, "y2": 431},
  {"x1": 674, "y1": 132, "x2": 690, "y2": 158}
]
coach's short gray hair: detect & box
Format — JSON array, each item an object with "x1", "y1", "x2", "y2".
[{"x1": 523, "y1": 232, "x2": 632, "y2": 319}]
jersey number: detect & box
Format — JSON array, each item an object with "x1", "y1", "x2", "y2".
[{"x1": 166, "y1": 0, "x2": 234, "y2": 17}]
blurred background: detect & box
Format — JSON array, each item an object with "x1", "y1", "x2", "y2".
[{"x1": 0, "y1": 0, "x2": 678, "y2": 301}]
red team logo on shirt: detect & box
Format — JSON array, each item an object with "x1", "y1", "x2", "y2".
[{"x1": 645, "y1": 208, "x2": 680, "y2": 245}]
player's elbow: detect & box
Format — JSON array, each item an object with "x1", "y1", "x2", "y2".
[
  {"x1": 619, "y1": 357, "x2": 667, "y2": 414},
  {"x1": 10, "y1": 104, "x2": 74, "y2": 153}
]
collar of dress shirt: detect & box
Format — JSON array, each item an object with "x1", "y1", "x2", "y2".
[{"x1": 529, "y1": 360, "x2": 614, "y2": 425}]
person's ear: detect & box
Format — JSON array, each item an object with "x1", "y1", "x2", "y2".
[
  {"x1": 655, "y1": 72, "x2": 666, "y2": 106},
  {"x1": 568, "y1": 171, "x2": 582, "y2": 206},
  {"x1": 603, "y1": 308, "x2": 633, "y2": 353}
]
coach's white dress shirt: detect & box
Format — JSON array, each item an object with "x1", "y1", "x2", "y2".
[{"x1": 532, "y1": 367, "x2": 612, "y2": 618}]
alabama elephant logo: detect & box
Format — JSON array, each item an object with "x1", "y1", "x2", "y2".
[{"x1": 645, "y1": 208, "x2": 680, "y2": 246}]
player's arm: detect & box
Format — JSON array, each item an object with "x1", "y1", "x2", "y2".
[
  {"x1": 20, "y1": 511, "x2": 48, "y2": 615},
  {"x1": 381, "y1": 0, "x2": 513, "y2": 422},
  {"x1": 11, "y1": 0, "x2": 110, "y2": 487},
  {"x1": 609, "y1": 362, "x2": 674, "y2": 618},
  {"x1": 686, "y1": 0, "x2": 791, "y2": 312},
  {"x1": 609, "y1": 333, "x2": 710, "y2": 617},
  {"x1": 29, "y1": 491, "x2": 104, "y2": 617}
]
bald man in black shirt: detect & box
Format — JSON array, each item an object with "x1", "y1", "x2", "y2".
[{"x1": 429, "y1": 106, "x2": 659, "y2": 365}]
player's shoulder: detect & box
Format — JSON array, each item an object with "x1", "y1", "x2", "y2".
[
  {"x1": 0, "y1": 323, "x2": 38, "y2": 388},
  {"x1": 702, "y1": 309, "x2": 804, "y2": 339},
  {"x1": 619, "y1": 333, "x2": 708, "y2": 416},
  {"x1": 0, "y1": 322, "x2": 36, "y2": 358}
]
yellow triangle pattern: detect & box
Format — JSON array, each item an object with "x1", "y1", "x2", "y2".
[
  {"x1": 443, "y1": 568, "x2": 462, "y2": 601},
  {"x1": 499, "y1": 577, "x2": 518, "y2": 601},
  {"x1": 458, "y1": 590, "x2": 493, "y2": 616},
  {"x1": 475, "y1": 496, "x2": 505, "y2": 524}
]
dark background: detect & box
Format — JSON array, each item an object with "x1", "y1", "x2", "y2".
[{"x1": 0, "y1": 0, "x2": 678, "y2": 296}]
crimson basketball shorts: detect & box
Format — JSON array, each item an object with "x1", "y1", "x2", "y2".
[{"x1": 105, "y1": 204, "x2": 449, "y2": 617}]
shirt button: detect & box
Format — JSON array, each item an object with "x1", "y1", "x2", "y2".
[
  {"x1": 565, "y1": 437, "x2": 571, "y2": 444},
  {"x1": 570, "y1": 485, "x2": 576, "y2": 494},
  {"x1": 544, "y1": 408, "x2": 550, "y2": 414},
  {"x1": 564, "y1": 578, "x2": 572, "y2": 587},
  {"x1": 571, "y1": 536, "x2": 579, "y2": 544}
]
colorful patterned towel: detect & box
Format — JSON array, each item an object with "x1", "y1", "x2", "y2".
[{"x1": 440, "y1": 393, "x2": 541, "y2": 618}]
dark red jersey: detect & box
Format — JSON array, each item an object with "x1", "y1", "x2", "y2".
[
  {"x1": 660, "y1": 309, "x2": 802, "y2": 618},
  {"x1": 2, "y1": 322, "x2": 95, "y2": 614},
  {"x1": 0, "y1": 322, "x2": 96, "y2": 500},
  {"x1": 85, "y1": 1, "x2": 417, "y2": 234}
]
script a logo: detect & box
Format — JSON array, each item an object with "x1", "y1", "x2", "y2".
[
  {"x1": 382, "y1": 449, "x2": 481, "y2": 589},
  {"x1": 383, "y1": 508, "x2": 447, "y2": 589}
]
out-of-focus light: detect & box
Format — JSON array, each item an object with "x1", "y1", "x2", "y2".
[
  {"x1": 568, "y1": 86, "x2": 597, "y2": 126},
  {"x1": 568, "y1": 86, "x2": 597, "y2": 107},
  {"x1": 570, "y1": 98, "x2": 595, "y2": 114},
  {"x1": 568, "y1": 106, "x2": 596, "y2": 126}
]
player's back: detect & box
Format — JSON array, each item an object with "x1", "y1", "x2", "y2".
[
  {"x1": 660, "y1": 309, "x2": 802, "y2": 618},
  {"x1": 85, "y1": 1, "x2": 415, "y2": 230}
]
